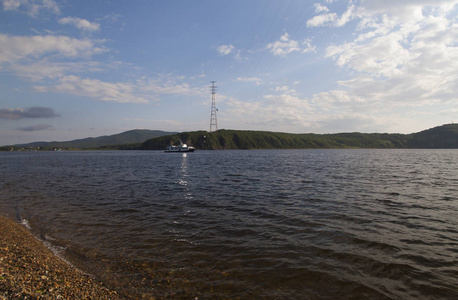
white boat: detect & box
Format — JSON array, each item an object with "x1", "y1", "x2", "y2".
[{"x1": 164, "y1": 140, "x2": 195, "y2": 152}]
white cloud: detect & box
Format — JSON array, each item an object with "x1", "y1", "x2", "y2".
[
  {"x1": 12, "y1": 46, "x2": 204, "y2": 105},
  {"x1": 314, "y1": 114, "x2": 395, "y2": 133},
  {"x1": 0, "y1": 33, "x2": 107, "y2": 66},
  {"x1": 2, "y1": 0, "x2": 60, "y2": 17},
  {"x1": 36, "y1": 75, "x2": 150, "y2": 104},
  {"x1": 222, "y1": 79, "x2": 393, "y2": 133},
  {"x1": 217, "y1": 45, "x2": 234, "y2": 55},
  {"x1": 311, "y1": 90, "x2": 366, "y2": 112},
  {"x1": 12, "y1": 60, "x2": 102, "y2": 81},
  {"x1": 223, "y1": 88, "x2": 414, "y2": 133},
  {"x1": 137, "y1": 75, "x2": 206, "y2": 97},
  {"x1": 0, "y1": 33, "x2": 108, "y2": 85},
  {"x1": 307, "y1": 13, "x2": 337, "y2": 27},
  {"x1": 58, "y1": 17, "x2": 100, "y2": 32},
  {"x1": 358, "y1": 0, "x2": 457, "y2": 23},
  {"x1": 267, "y1": 33, "x2": 316, "y2": 57},
  {"x1": 265, "y1": 93, "x2": 312, "y2": 115},
  {"x1": 234, "y1": 49, "x2": 247, "y2": 61},
  {"x1": 227, "y1": 0, "x2": 458, "y2": 133},
  {"x1": 223, "y1": 87, "x2": 316, "y2": 132},
  {"x1": 326, "y1": 32, "x2": 411, "y2": 77},
  {"x1": 315, "y1": 0, "x2": 458, "y2": 131},
  {"x1": 302, "y1": 38, "x2": 316, "y2": 53},
  {"x1": 237, "y1": 77, "x2": 262, "y2": 85},
  {"x1": 266, "y1": 33, "x2": 300, "y2": 56},
  {"x1": 307, "y1": 5, "x2": 355, "y2": 27},
  {"x1": 336, "y1": 5, "x2": 356, "y2": 27},
  {"x1": 314, "y1": 3, "x2": 329, "y2": 13},
  {"x1": 275, "y1": 85, "x2": 291, "y2": 92}
]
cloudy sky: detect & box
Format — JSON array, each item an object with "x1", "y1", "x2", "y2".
[{"x1": 1, "y1": 0, "x2": 458, "y2": 145}]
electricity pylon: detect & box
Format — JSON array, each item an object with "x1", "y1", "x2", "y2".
[{"x1": 210, "y1": 81, "x2": 218, "y2": 132}]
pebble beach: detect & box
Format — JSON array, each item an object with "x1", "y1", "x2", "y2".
[{"x1": 0, "y1": 214, "x2": 123, "y2": 299}]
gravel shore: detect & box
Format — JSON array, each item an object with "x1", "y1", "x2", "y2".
[{"x1": 0, "y1": 214, "x2": 124, "y2": 299}]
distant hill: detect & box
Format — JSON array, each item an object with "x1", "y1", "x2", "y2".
[
  {"x1": 141, "y1": 124, "x2": 458, "y2": 150},
  {"x1": 6, "y1": 124, "x2": 458, "y2": 151},
  {"x1": 407, "y1": 124, "x2": 458, "y2": 148},
  {"x1": 13, "y1": 129, "x2": 177, "y2": 149}
]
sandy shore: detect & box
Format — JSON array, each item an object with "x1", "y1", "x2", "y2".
[{"x1": 0, "y1": 214, "x2": 124, "y2": 299}]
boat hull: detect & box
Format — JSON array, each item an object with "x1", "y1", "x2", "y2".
[{"x1": 164, "y1": 148, "x2": 195, "y2": 153}]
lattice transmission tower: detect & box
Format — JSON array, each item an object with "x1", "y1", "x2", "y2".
[{"x1": 209, "y1": 81, "x2": 218, "y2": 132}]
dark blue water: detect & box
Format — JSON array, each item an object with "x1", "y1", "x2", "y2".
[{"x1": 0, "y1": 150, "x2": 457, "y2": 299}]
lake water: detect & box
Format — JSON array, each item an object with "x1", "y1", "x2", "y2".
[{"x1": 0, "y1": 149, "x2": 457, "y2": 299}]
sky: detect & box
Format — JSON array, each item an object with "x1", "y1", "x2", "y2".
[{"x1": 1, "y1": 0, "x2": 458, "y2": 145}]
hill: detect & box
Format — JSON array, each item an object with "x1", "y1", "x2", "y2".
[
  {"x1": 11, "y1": 129, "x2": 177, "y2": 150},
  {"x1": 140, "y1": 124, "x2": 458, "y2": 150},
  {"x1": 5, "y1": 124, "x2": 458, "y2": 151},
  {"x1": 407, "y1": 124, "x2": 458, "y2": 148},
  {"x1": 140, "y1": 130, "x2": 409, "y2": 150}
]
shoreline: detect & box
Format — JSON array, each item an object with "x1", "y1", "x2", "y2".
[{"x1": 0, "y1": 214, "x2": 123, "y2": 299}]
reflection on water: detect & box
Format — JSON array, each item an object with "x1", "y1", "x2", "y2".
[
  {"x1": 0, "y1": 149, "x2": 457, "y2": 299},
  {"x1": 180, "y1": 152, "x2": 188, "y2": 185}
]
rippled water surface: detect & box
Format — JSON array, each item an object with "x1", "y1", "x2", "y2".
[{"x1": 1, "y1": 149, "x2": 457, "y2": 299}]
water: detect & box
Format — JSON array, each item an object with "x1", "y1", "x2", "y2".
[{"x1": 0, "y1": 149, "x2": 457, "y2": 299}]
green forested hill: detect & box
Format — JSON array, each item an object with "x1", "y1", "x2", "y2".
[
  {"x1": 6, "y1": 124, "x2": 458, "y2": 151},
  {"x1": 141, "y1": 124, "x2": 458, "y2": 150},
  {"x1": 407, "y1": 124, "x2": 458, "y2": 148},
  {"x1": 13, "y1": 129, "x2": 177, "y2": 149},
  {"x1": 140, "y1": 130, "x2": 409, "y2": 150}
]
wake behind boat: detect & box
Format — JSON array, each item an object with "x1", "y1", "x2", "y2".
[{"x1": 164, "y1": 140, "x2": 195, "y2": 153}]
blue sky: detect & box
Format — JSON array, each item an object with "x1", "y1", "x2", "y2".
[{"x1": 1, "y1": 0, "x2": 458, "y2": 145}]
